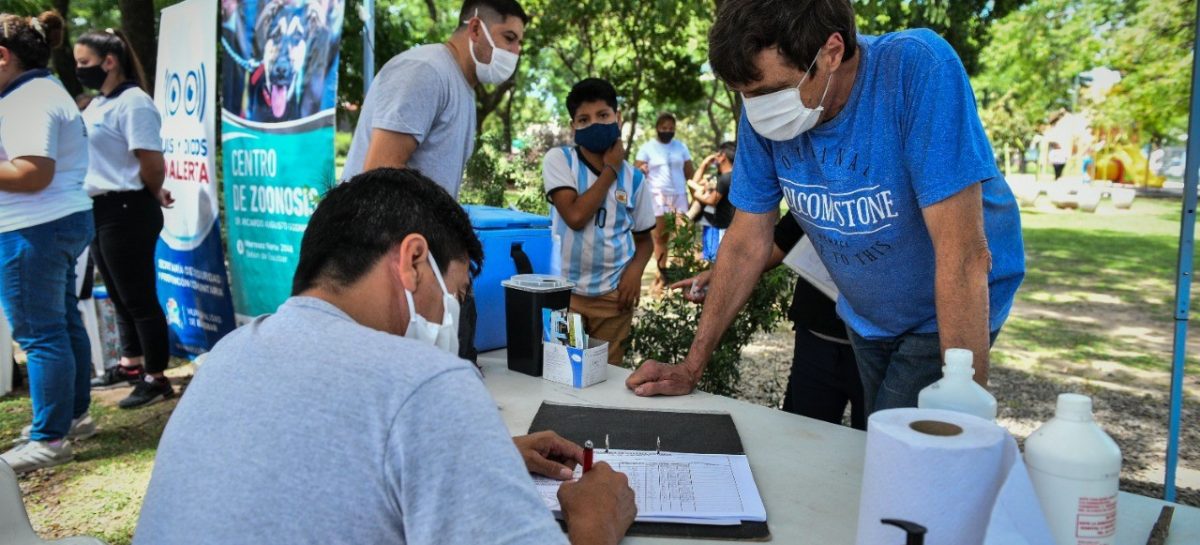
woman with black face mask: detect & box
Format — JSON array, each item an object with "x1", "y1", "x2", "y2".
[
  {"x1": 634, "y1": 112, "x2": 696, "y2": 290},
  {"x1": 74, "y1": 28, "x2": 176, "y2": 409}
]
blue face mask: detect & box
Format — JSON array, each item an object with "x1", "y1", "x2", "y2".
[{"x1": 574, "y1": 122, "x2": 621, "y2": 153}]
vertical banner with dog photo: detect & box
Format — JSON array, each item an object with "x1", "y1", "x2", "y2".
[
  {"x1": 154, "y1": 0, "x2": 238, "y2": 357},
  {"x1": 221, "y1": 0, "x2": 345, "y2": 321}
]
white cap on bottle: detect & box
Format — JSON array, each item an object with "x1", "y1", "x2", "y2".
[
  {"x1": 943, "y1": 348, "x2": 975, "y2": 376},
  {"x1": 1055, "y1": 393, "x2": 1094, "y2": 422}
]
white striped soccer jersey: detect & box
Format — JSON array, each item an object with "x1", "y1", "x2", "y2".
[{"x1": 542, "y1": 146, "x2": 656, "y2": 296}]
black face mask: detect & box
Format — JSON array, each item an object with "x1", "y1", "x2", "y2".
[
  {"x1": 76, "y1": 65, "x2": 108, "y2": 90},
  {"x1": 657, "y1": 131, "x2": 674, "y2": 143}
]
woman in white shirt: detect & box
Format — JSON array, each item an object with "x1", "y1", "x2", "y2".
[
  {"x1": 634, "y1": 112, "x2": 696, "y2": 289},
  {"x1": 74, "y1": 28, "x2": 176, "y2": 409},
  {"x1": 0, "y1": 11, "x2": 96, "y2": 473}
]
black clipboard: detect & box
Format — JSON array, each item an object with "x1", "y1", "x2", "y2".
[{"x1": 528, "y1": 402, "x2": 771, "y2": 541}]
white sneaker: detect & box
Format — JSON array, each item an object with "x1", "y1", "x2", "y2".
[
  {"x1": 15, "y1": 415, "x2": 97, "y2": 444},
  {"x1": 0, "y1": 440, "x2": 74, "y2": 474}
]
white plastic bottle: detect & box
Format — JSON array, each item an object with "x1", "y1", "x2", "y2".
[
  {"x1": 1024, "y1": 394, "x2": 1122, "y2": 545},
  {"x1": 916, "y1": 348, "x2": 998, "y2": 421}
]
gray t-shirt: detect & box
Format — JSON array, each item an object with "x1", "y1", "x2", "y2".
[
  {"x1": 134, "y1": 297, "x2": 566, "y2": 545},
  {"x1": 342, "y1": 44, "x2": 477, "y2": 198}
]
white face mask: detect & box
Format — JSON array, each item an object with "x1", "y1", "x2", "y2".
[
  {"x1": 468, "y1": 11, "x2": 518, "y2": 85},
  {"x1": 403, "y1": 253, "x2": 461, "y2": 355},
  {"x1": 742, "y1": 53, "x2": 833, "y2": 141}
]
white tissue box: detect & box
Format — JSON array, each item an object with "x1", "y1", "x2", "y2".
[{"x1": 542, "y1": 339, "x2": 608, "y2": 388}]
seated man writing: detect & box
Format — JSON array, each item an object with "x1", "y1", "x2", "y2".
[{"x1": 134, "y1": 168, "x2": 635, "y2": 545}]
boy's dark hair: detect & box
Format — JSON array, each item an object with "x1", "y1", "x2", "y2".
[
  {"x1": 655, "y1": 112, "x2": 676, "y2": 127},
  {"x1": 458, "y1": 0, "x2": 529, "y2": 26},
  {"x1": 77, "y1": 28, "x2": 149, "y2": 91},
  {"x1": 718, "y1": 141, "x2": 737, "y2": 164},
  {"x1": 0, "y1": 11, "x2": 65, "y2": 71},
  {"x1": 708, "y1": 0, "x2": 857, "y2": 86},
  {"x1": 292, "y1": 168, "x2": 484, "y2": 295},
  {"x1": 566, "y1": 77, "x2": 618, "y2": 119}
]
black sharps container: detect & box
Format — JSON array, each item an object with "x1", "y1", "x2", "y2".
[{"x1": 502, "y1": 274, "x2": 574, "y2": 376}]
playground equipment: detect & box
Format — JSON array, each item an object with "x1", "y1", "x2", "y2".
[
  {"x1": 1093, "y1": 144, "x2": 1166, "y2": 187},
  {"x1": 1008, "y1": 175, "x2": 1137, "y2": 212}
]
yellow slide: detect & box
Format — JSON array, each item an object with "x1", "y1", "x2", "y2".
[{"x1": 1093, "y1": 145, "x2": 1165, "y2": 188}]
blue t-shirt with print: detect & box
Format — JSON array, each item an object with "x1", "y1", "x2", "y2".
[{"x1": 730, "y1": 29, "x2": 1025, "y2": 339}]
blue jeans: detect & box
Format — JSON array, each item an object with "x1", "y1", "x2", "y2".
[
  {"x1": 701, "y1": 225, "x2": 725, "y2": 262},
  {"x1": 848, "y1": 328, "x2": 999, "y2": 416},
  {"x1": 0, "y1": 211, "x2": 95, "y2": 441}
]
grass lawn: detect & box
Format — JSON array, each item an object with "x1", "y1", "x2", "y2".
[
  {"x1": 3, "y1": 189, "x2": 1199, "y2": 541},
  {"x1": 1, "y1": 373, "x2": 185, "y2": 545},
  {"x1": 994, "y1": 195, "x2": 1200, "y2": 385}
]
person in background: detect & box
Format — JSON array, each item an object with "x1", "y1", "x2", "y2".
[
  {"x1": 635, "y1": 113, "x2": 695, "y2": 288},
  {"x1": 136, "y1": 168, "x2": 636, "y2": 545},
  {"x1": 690, "y1": 141, "x2": 736, "y2": 262},
  {"x1": 73, "y1": 28, "x2": 176, "y2": 409},
  {"x1": 543, "y1": 78, "x2": 655, "y2": 365},
  {"x1": 342, "y1": 0, "x2": 529, "y2": 364},
  {"x1": 0, "y1": 11, "x2": 96, "y2": 473},
  {"x1": 1048, "y1": 142, "x2": 1067, "y2": 180},
  {"x1": 628, "y1": 0, "x2": 1025, "y2": 416},
  {"x1": 673, "y1": 213, "x2": 865, "y2": 430}
]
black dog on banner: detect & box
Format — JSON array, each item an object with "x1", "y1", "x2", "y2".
[{"x1": 248, "y1": 0, "x2": 340, "y2": 122}]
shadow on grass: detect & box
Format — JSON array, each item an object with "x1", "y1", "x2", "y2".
[
  {"x1": 1021, "y1": 227, "x2": 1181, "y2": 308},
  {"x1": 999, "y1": 316, "x2": 1200, "y2": 375}
]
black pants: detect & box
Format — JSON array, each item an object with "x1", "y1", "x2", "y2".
[
  {"x1": 457, "y1": 292, "x2": 478, "y2": 364},
  {"x1": 781, "y1": 326, "x2": 866, "y2": 430},
  {"x1": 1053, "y1": 163, "x2": 1066, "y2": 179},
  {"x1": 92, "y1": 189, "x2": 169, "y2": 374}
]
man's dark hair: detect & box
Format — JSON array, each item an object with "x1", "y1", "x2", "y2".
[
  {"x1": 655, "y1": 112, "x2": 676, "y2": 127},
  {"x1": 458, "y1": 0, "x2": 529, "y2": 27},
  {"x1": 566, "y1": 77, "x2": 618, "y2": 119},
  {"x1": 292, "y1": 168, "x2": 484, "y2": 295},
  {"x1": 709, "y1": 0, "x2": 857, "y2": 87},
  {"x1": 718, "y1": 141, "x2": 736, "y2": 164}
]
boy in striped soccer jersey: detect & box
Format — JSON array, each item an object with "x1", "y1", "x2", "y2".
[{"x1": 542, "y1": 78, "x2": 655, "y2": 364}]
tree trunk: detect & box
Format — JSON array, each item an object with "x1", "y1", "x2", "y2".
[
  {"x1": 51, "y1": 0, "x2": 81, "y2": 97},
  {"x1": 118, "y1": 0, "x2": 158, "y2": 91},
  {"x1": 501, "y1": 90, "x2": 514, "y2": 154},
  {"x1": 705, "y1": 79, "x2": 722, "y2": 148}
]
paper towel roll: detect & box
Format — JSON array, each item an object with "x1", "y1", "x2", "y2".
[{"x1": 855, "y1": 408, "x2": 1054, "y2": 545}]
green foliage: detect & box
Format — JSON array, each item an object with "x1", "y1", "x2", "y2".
[
  {"x1": 461, "y1": 126, "x2": 555, "y2": 213},
  {"x1": 340, "y1": 0, "x2": 456, "y2": 127},
  {"x1": 461, "y1": 131, "x2": 512, "y2": 207},
  {"x1": 1093, "y1": 0, "x2": 1195, "y2": 143},
  {"x1": 856, "y1": 0, "x2": 1027, "y2": 76},
  {"x1": 628, "y1": 215, "x2": 794, "y2": 397},
  {"x1": 973, "y1": 0, "x2": 1129, "y2": 150},
  {"x1": 973, "y1": 0, "x2": 1192, "y2": 150}
]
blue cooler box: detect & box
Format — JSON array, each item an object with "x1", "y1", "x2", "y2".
[{"x1": 464, "y1": 205, "x2": 554, "y2": 351}]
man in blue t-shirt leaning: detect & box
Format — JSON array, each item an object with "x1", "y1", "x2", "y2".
[{"x1": 626, "y1": 0, "x2": 1025, "y2": 415}]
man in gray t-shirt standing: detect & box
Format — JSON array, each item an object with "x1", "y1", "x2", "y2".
[
  {"x1": 343, "y1": 0, "x2": 528, "y2": 365},
  {"x1": 341, "y1": 0, "x2": 528, "y2": 196},
  {"x1": 135, "y1": 169, "x2": 636, "y2": 545}
]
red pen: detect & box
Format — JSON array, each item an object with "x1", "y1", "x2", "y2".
[{"x1": 583, "y1": 440, "x2": 594, "y2": 473}]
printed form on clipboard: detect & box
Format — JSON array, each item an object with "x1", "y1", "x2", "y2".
[
  {"x1": 532, "y1": 449, "x2": 767, "y2": 526},
  {"x1": 782, "y1": 236, "x2": 839, "y2": 301}
]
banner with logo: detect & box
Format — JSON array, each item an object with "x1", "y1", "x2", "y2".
[
  {"x1": 153, "y1": 0, "x2": 237, "y2": 356},
  {"x1": 221, "y1": 0, "x2": 344, "y2": 321}
]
